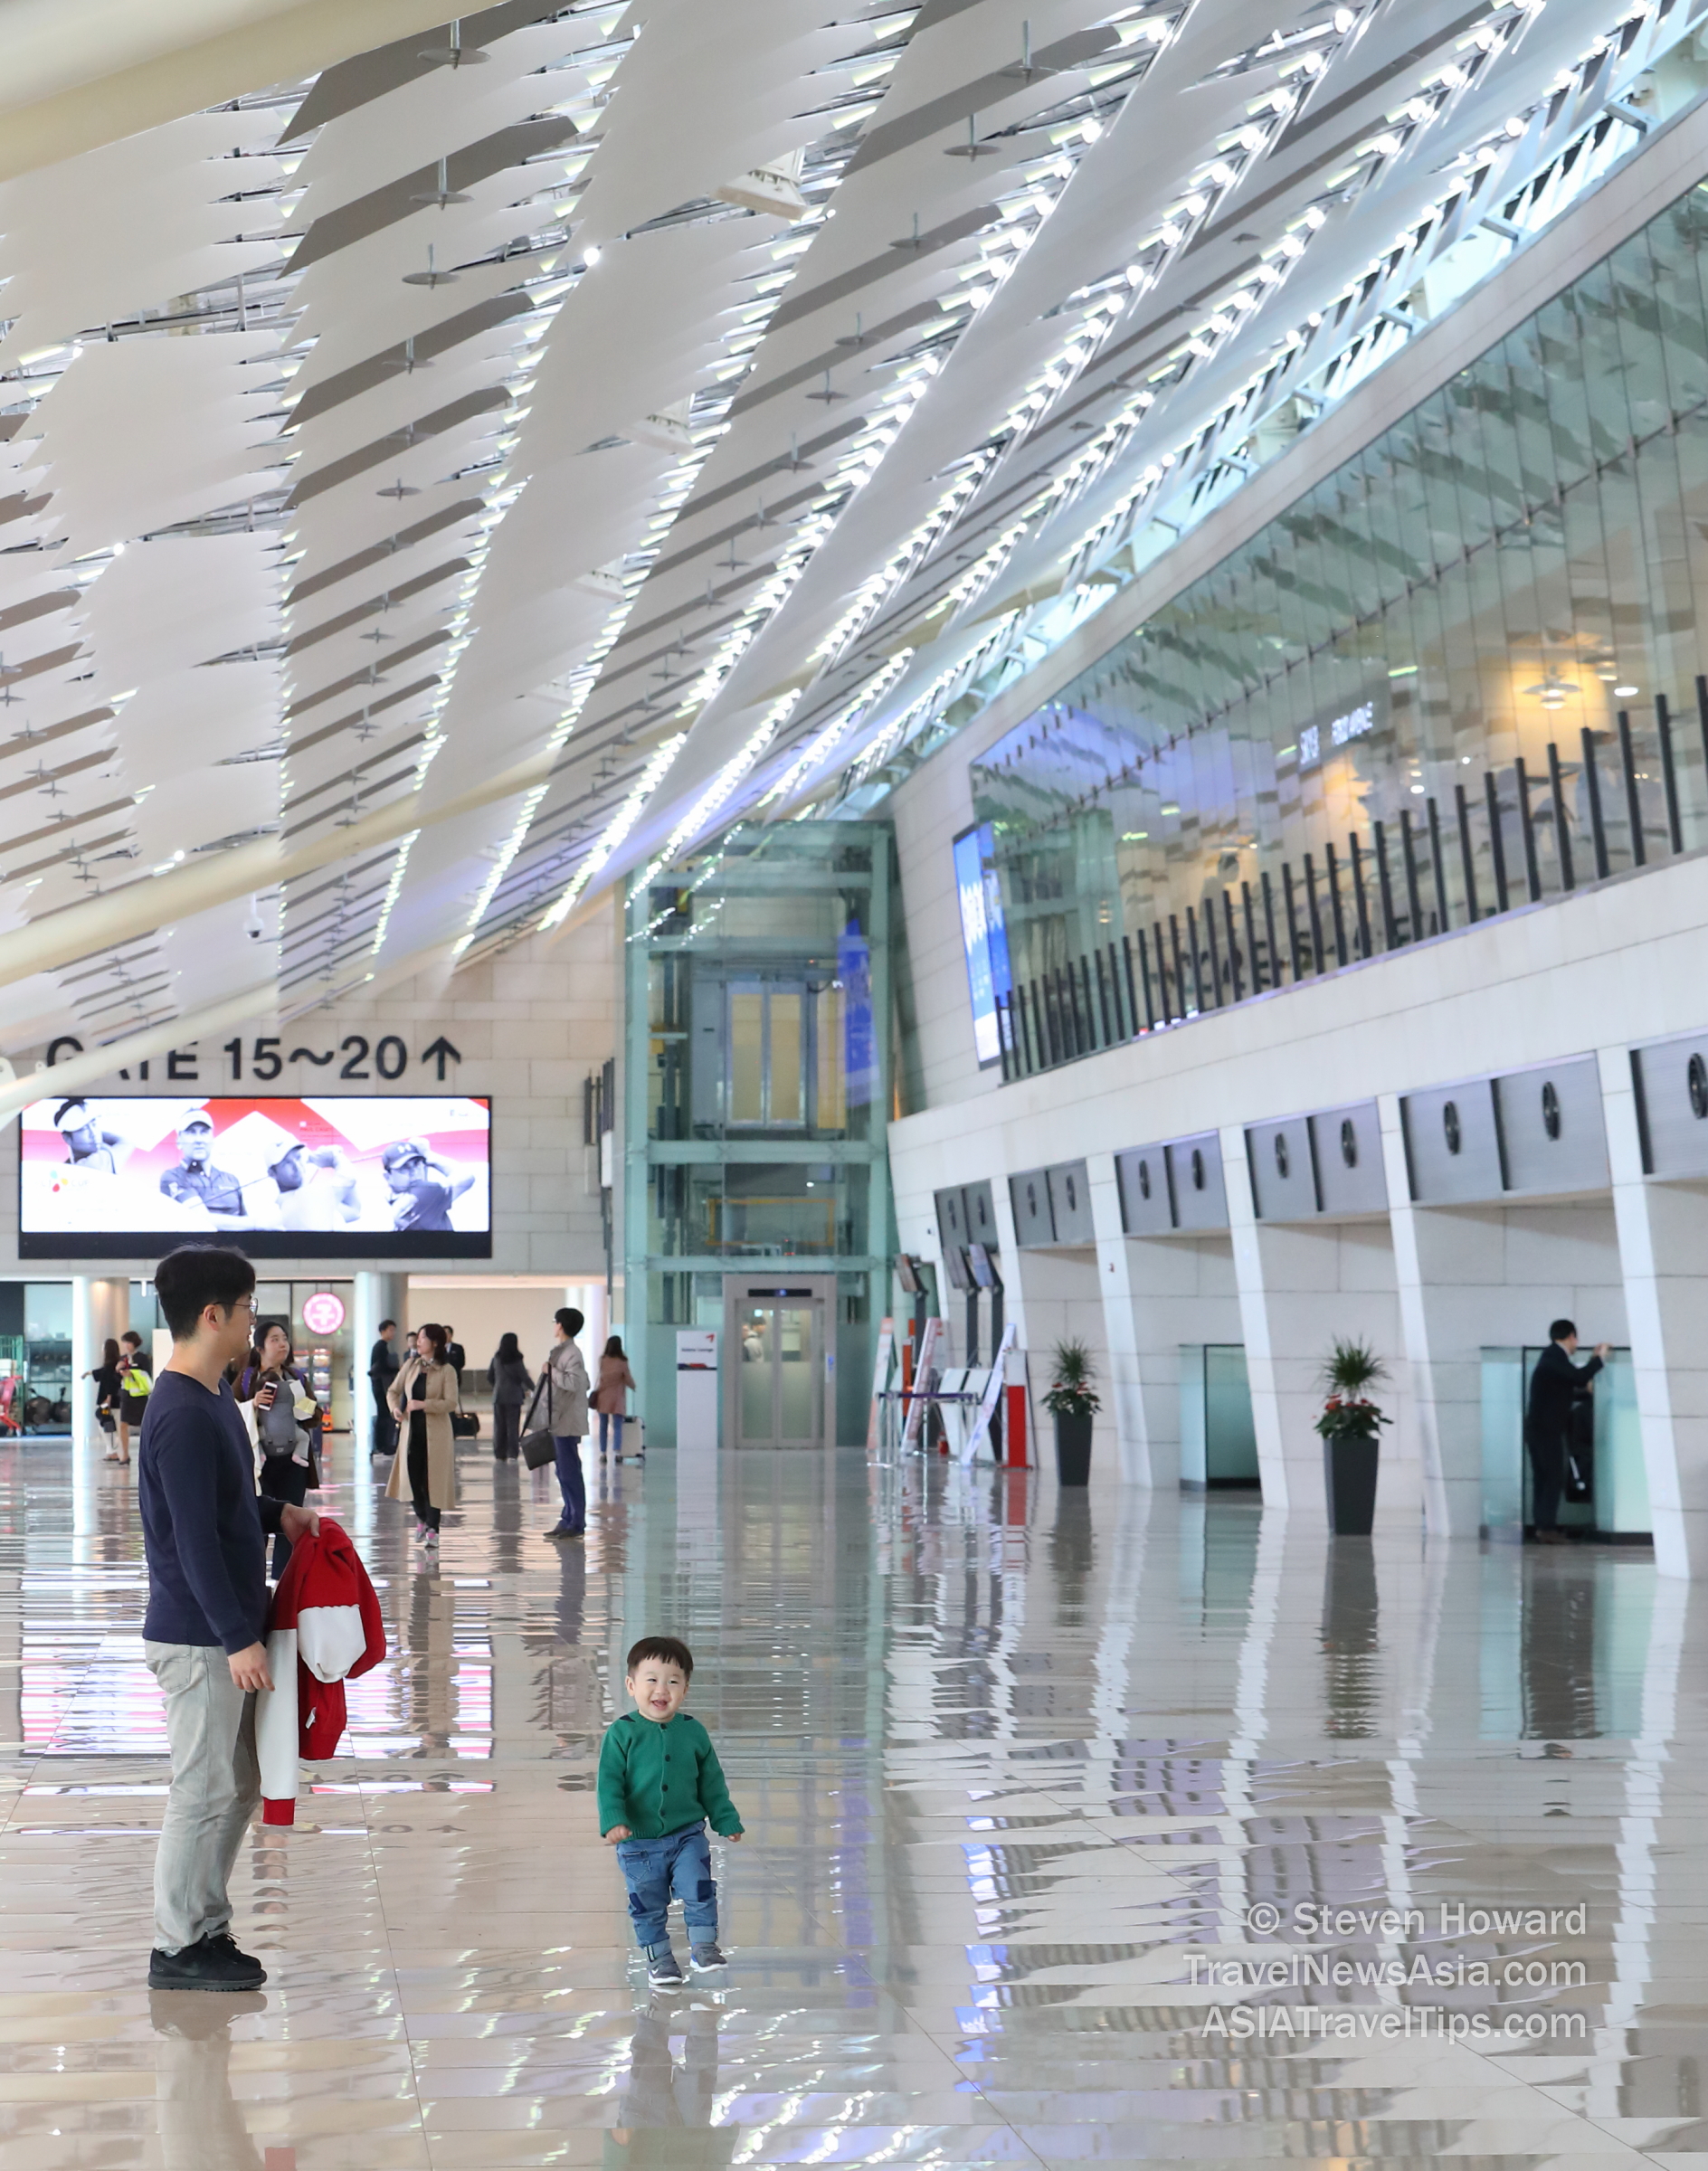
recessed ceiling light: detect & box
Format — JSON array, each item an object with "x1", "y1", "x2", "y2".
[{"x1": 1613, "y1": 684, "x2": 1639, "y2": 697}]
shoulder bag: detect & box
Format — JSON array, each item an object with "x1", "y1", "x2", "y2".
[{"x1": 519, "y1": 1372, "x2": 557, "y2": 1470}]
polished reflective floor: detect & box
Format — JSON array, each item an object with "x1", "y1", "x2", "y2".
[{"x1": 0, "y1": 1436, "x2": 1703, "y2": 2168}]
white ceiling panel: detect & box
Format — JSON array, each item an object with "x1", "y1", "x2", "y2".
[{"x1": 0, "y1": 0, "x2": 1693, "y2": 1044}]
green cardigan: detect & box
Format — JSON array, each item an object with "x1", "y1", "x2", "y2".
[{"x1": 597, "y1": 1710, "x2": 744, "y2": 1839}]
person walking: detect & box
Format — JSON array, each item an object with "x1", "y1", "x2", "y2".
[
  {"x1": 539, "y1": 1307, "x2": 590, "y2": 1541},
  {"x1": 385, "y1": 1323, "x2": 460, "y2": 1552},
  {"x1": 487, "y1": 1332, "x2": 534, "y2": 1463},
  {"x1": 1526, "y1": 1319, "x2": 1611, "y2": 1543},
  {"x1": 138, "y1": 1244, "x2": 318, "y2": 1991},
  {"x1": 233, "y1": 1322, "x2": 322, "y2": 1577},
  {"x1": 87, "y1": 1336, "x2": 124, "y2": 1464},
  {"x1": 367, "y1": 1319, "x2": 400, "y2": 1458},
  {"x1": 118, "y1": 1328, "x2": 153, "y2": 1464},
  {"x1": 594, "y1": 1334, "x2": 636, "y2": 1461}
]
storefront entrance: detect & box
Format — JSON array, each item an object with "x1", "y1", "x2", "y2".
[{"x1": 254, "y1": 1282, "x2": 356, "y2": 1435}]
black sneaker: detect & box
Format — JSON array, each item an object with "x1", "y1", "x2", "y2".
[
  {"x1": 688, "y1": 1943, "x2": 727, "y2": 1974},
  {"x1": 645, "y1": 1944, "x2": 684, "y2": 1987},
  {"x1": 148, "y1": 1933, "x2": 267, "y2": 1991}
]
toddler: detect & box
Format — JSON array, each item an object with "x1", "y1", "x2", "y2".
[{"x1": 599, "y1": 1635, "x2": 743, "y2": 1986}]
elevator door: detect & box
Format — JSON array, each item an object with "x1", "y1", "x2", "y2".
[{"x1": 727, "y1": 1284, "x2": 827, "y2": 1446}]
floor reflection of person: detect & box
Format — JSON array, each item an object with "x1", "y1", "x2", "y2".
[
  {"x1": 1523, "y1": 1553, "x2": 1599, "y2": 1740},
  {"x1": 148, "y1": 1990, "x2": 268, "y2": 2171},
  {"x1": 606, "y1": 2002, "x2": 733, "y2": 2169}
]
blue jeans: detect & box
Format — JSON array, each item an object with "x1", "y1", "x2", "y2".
[
  {"x1": 551, "y1": 1436, "x2": 584, "y2": 1531},
  {"x1": 598, "y1": 1410, "x2": 624, "y2": 1455},
  {"x1": 616, "y1": 1820, "x2": 716, "y2": 1950}
]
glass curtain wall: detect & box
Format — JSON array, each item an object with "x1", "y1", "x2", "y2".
[
  {"x1": 623, "y1": 821, "x2": 894, "y2": 1447},
  {"x1": 973, "y1": 175, "x2": 1708, "y2": 1074}
]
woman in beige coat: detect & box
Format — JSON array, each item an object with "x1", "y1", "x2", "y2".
[{"x1": 386, "y1": 1323, "x2": 460, "y2": 1551}]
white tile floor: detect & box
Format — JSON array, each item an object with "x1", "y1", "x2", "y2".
[{"x1": 0, "y1": 1435, "x2": 1700, "y2": 2167}]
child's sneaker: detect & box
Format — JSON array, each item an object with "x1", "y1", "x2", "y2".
[
  {"x1": 689, "y1": 1943, "x2": 727, "y2": 1974},
  {"x1": 645, "y1": 1944, "x2": 684, "y2": 1987}
]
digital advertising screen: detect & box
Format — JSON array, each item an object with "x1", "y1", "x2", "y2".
[
  {"x1": 18, "y1": 1095, "x2": 492, "y2": 1259},
  {"x1": 953, "y1": 821, "x2": 1012, "y2": 1068}
]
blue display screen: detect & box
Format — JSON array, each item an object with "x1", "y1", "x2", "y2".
[{"x1": 953, "y1": 823, "x2": 1011, "y2": 1067}]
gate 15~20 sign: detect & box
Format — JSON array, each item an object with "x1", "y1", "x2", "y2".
[{"x1": 43, "y1": 1033, "x2": 463, "y2": 1083}]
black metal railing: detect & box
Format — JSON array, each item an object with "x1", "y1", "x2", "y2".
[{"x1": 996, "y1": 688, "x2": 1698, "y2": 1083}]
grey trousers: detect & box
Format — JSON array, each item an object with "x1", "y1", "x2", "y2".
[{"x1": 145, "y1": 1641, "x2": 260, "y2": 1955}]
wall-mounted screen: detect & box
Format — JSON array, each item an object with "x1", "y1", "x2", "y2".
[
  {"x1": 18, "y1": 1095, "x2": 491, "y2": 1259},
  {"x1": 953, "y1": 821, "x2": 1012, "y2": 1069}
]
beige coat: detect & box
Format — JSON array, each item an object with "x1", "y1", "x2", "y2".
[{"x1": 385, "y1": 1355, "x2": 460, "y2": 1511}]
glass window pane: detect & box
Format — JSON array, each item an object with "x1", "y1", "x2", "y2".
[
  {"x1": 769, "y1": 991, "x2": 802, "y2": 1123},
  {"x1": 728, "y1": 990, "x2": 763, "y2": 1123}
]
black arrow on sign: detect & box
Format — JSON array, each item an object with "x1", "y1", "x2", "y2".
[{"x1": 421, "y1": 1035, "x2": 461, "y2": 1081}]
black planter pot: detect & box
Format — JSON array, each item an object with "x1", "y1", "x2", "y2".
[
  {"x1": 1054, "y1": 1408, "x2": 1093, "y2": 1486},
  {"x1": 1323, "y1": 1433, "x2": 1380, "y2": 1536}
]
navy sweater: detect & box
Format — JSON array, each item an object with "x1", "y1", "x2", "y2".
[{"x1": 139, "y1": 1370, "x2": 283, "y2": 1654}]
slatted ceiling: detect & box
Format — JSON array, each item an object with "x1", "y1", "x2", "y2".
[
  {"x1": 282, "y1": 630, "x2": 453, "y2": 721},
  {"x1": 0, "y1": 799, "x2": 138, "y2": 861},
  {"x1": 0, "y1": 0, "x2": 1661, "y2": 1031},
  {"x1": 286, "y1": 387, "x2": 513, "y2": 504},
  {"x1": 289, "y1": 293, "x2": 539, "y2": 422},
  {"x1": 285, "y1": 678, "x2": 443, "y2": 757},
  {"x1": 284, "y1": 561, "x2": 470, "y2": 654},
  {"x1": 0, "y1": 592, "x2": 79, "y2": 636},
  {"x1": 285, "y1": 501, "x2": 485, "y2": 603},
  {"x1": 59, "y1": 943, "x2": 161, "y2": 988},
  {"x1": 289, "y1": 119, "x2": 583, "y2": 272},
  {"x1": 0, "y1": 748, "x2": 118, "y2": 807},
  {"x1": 280, "y1": 0, "x2": 580, "y2": 141}
]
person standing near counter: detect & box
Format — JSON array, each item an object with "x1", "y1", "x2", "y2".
[
  {"x1": 1526, "y1": 1320, "x2": 1611, "y2": 1543},
  {"x1": 118, "y1": 1329, "x2": 152, "y2": 1465},
  {"x1": 487, "y1": 1333, "x2": 534, "y2": 1464},
  {"x1": 367, "y1": 1319, "x2": 400, "y2": 1458}
]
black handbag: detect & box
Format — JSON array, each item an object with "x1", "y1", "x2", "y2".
[
  {"x1": 519, "y1": 1376, "x2": 557, "y2": 1469},
  {"x1": 451, "y1": 1409, "x2": 479, "y2": 1438}
]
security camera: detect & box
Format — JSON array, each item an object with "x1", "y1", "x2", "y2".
[{"x1": 242, "y1": 895, "x2": 267, "y2": 943}]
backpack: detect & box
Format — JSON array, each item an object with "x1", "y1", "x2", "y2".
[{"x1": 256, "y1": 1374, "x2": 306, "y2": 1457}]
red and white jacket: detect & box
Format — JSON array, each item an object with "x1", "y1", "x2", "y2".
[{"x1": 255, "y1": 1519, "x2": 385, "y2": 1826}]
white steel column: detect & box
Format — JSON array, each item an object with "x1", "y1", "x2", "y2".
[
  {"x1": 1223, "y1": 1125, "x2": 1291, "y2": 1512},
  {"x1": 1090, "y1": 1152, "x2": 1151, "y2": 1484},
  {"x1": 1601, "y1": 1045, "x2": 1701, "y2": 1579}
]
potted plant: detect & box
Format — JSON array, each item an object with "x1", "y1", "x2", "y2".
[
  {"x1": 1315, "y1": 1337, "x2": 1391, "y2": 1537},
  {"x1": 1044, "y1": 1339, "x2": 1099, "y2": 1487}
]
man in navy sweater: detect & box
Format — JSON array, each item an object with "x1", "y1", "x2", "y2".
[{"x1": 140, "y1": 1246, "x2": 318, "y2": 1990}]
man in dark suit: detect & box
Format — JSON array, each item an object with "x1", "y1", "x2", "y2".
[
  {"x1": 1526, "y1": 1319, "x2": 1611, "y2": 1543},
  {"x1": 368, "y1": 1319, "x2": 400, "y2": 1458}
]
